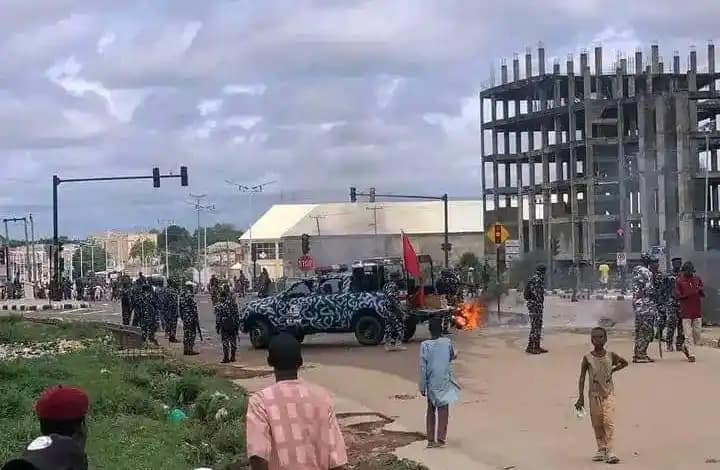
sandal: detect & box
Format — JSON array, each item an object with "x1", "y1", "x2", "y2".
[
  {"x1": 632, "y1": 356, "x2": 654, "y2": 363},
  {"x1": 592, "y1": 450, "x2": 607, "y2": 462},
  {"x1": 606, "y1": 454, "x2": 620, "y2": 464}
]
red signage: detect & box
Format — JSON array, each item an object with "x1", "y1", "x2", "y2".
[{"x1": 298, "y1": 255, "x2": 315, "y2": 271}]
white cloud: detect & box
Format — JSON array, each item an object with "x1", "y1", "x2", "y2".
[
  {"x1": 222, "y1": 83, "x2": 267, "y2": 96},
  {"x1": 376, "y1": 75, "x2": 404, "y2": 109},
  {"x1": 223, "y1": 115, "x2": 262, "y2": 130},
  {"x1": 46, "y1": 56, "x2": 147, "y2": 122},
  {"x1": 97, "y1": 31, "x2": 116, "y2": 54},
  {"x1": 197, "y1": 98, "x2": 223, "y2": 116}
]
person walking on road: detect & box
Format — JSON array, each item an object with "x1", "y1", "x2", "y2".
[
  {"x1": 257, "y1": 268, "x2": 272, "y2": 298},
  {"x1": 246, "y1": 333, "x2": 348, "y2": 470},
  {"x1": 137, "y1": 283, "x2": 159, "y2": 345},
  {"x1": 664, "y1": 257, "x2": 685, "y2": 351},
  {"x1": 179, "y1": 281, "x2": 200, "y2": 356},
  {"x1": 524, "y1": 265, "x2": 547, "y2": 354},
  {"x1": 575, "y1": 327, "x2": 628, "y2": 464},
  {"x1": 420, "y1": 317, "x2": 460, "y2": 448},
  {"x1": 215, "y1": 285, "x2": 240, "y2": 363},
  {"x1": 159, "y1": 279, "x2": 180, "y2": 343},
  {"x1": 675, "y1": 261, "x2": 704, "y2": 363},
  {"x1": 383, "y1": 275, "x2": 406, "y2": 352},
  {"x1": 632, "y1": 253, "x2": 658, "y2": 363}
]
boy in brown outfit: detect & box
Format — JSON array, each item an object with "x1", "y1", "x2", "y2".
[{"x1": 575, "y1": 327, "x2": 628, "y2": 464}]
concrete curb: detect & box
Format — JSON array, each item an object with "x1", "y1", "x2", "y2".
[{"x1": 0, "y1": 302, "x2": 91, "y2": 311}]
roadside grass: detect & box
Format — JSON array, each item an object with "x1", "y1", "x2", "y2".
[
  {"x1": 0, "y1": 317, "x2": 248, "y2": 469},
  {"x1": 0, "y1": 315, "x2": 106, "y2": 344}
]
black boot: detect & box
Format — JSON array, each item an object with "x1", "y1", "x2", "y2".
[
  {"x1": 230, "y1": 347, "x2": 236, "y2": 363},
  {"x1": 221, "y1": 345, "x2": 230, "y2": 363}
]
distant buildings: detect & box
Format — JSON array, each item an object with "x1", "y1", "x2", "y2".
[{"x1": 91, "y1": 231, "x2": 159, "y2": 275}]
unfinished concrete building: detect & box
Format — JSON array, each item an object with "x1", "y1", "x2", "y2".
[{"x1": 480, "y1": 43, "x2": 720, "y2": 284}]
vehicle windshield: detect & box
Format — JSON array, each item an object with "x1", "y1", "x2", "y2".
[{"x1": 284, "y1": 279, "x2": 315, "y2": 298}]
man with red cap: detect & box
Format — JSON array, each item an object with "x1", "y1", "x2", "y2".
[{"x1": 2, "y1": 385, "x2": 89, "y2": 470}]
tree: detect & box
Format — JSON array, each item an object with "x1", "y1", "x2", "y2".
[
  {"x1": 193, "y1": 223, "x2": 245, "y2": 249},
  {"x1": 72, "y1": 244, "x2": 109, "y2": 278},
  {"x1": 129, "y1": 239, "x2": 157, "y2": 265},
  {"x1": 458, "y1": 252, "x2": 481, "y2": 271},
  {"x1": 158, "y1": 225, "x2": 194, "y2": 278}
]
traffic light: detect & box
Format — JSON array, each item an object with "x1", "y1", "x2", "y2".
[
  {"x1": 369, "y1": 187, "x2": 376, "y2": 203},
  {"x1": 180, "y1": 166, "x2": 188, "y2": 186},
  {"x1": 551, "y1": 238, "x2": 560, "y2": 257},
  {"x1": 494, "y1": 224, "x2": 503, "y2": 244},
  {"x1": 350, "y1": 187, "x2": 357, "y2": 202},
  {"x1": 301, "y1": 233, "x2": 311, "y2": 255},
  {"x1": 441, "y1": 242, "x2": 453, "y2": 252},
  {"x1": 152, "y1": 167, "x2": 161, "y2": 188}
]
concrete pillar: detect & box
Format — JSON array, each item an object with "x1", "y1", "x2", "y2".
[
  {"x1": 673, "y1": 53, "x2": 680, "y2": 74},
  {"x1": 638, "y1": 95, "x2": 659, "y2": 250},
  {"x1": 651, "y1": 44, "x2": 659, "y2": 74},
  {"x1": 655, "y1": 95, "x2": 669, "y2": 250},
  {"x1": 491, "y1": 97, "x2": 499, "y2": 208},
  {"x1": 620, "y1": 58, "x2": 627, "y2": 74},
  {"x1": 659, "y1": 62, "x2": 664, "y2": 74},
  {"x1": 525, "y1": 48, "x2": 532, "y2": 79},
  {"x1": 581, "y1": 52, "x2": 591, "y2": 99},
  {"x1": 538, "y1": 46, "x2": 546, "y2": 75},
  {"x1": 675, "y1": 92, "x2": 694, "y2": 247},
  {"x1": 501, "y1": 61, "x2": 508, "y2": 84},
  {"x1": 708, "y1": 42, "x2": 716, "y2": 92},
  {"x1": 480, "y1": 95, "x2": 486, "y2": 212},
  {"x1": 594, "y1": 46, "x2": 603, "y2": 76},
  {"x1": 635, "y1": 50, "x2": 643, "y2": 76},
  {"x1": 512, "y1": 54, "x2": 520, "y2": 82},
  {"x1": 617, "y1": 91, "x2": 630, "y2": 260},
  {"x1": 567, "y1": 58, "x2": 581, "y2": 263}
]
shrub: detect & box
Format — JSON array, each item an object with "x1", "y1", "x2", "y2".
[{"x1": 174, "y1": 375, "x2": 203, "y2": 404}]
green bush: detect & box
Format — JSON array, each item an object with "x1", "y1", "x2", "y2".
[{"x1": 173, "y1": 374, "x2": 203, "y2": 404}]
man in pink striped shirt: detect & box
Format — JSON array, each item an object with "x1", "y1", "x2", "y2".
[{"x1": 246, "y1": 333, "x2": 348, "y2": 470}]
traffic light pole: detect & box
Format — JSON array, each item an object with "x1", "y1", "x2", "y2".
[
  {"x1": 51, "y1": 167, "x2": 188, "y2": 300},
  {"x1": 350, "y1": 189, "x2": 450, "y2": 267}
]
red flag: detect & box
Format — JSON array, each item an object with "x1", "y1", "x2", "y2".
[
  {"x1": 401, "y1": 232, "x2": 424, "y2": 308},
  {"x1": 402, "y1": 231, "x2": 421, "y2": 279}
]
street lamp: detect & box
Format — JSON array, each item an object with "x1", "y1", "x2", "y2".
[{"x1": 225, "y1": 180, "x2": 277, "y2": 289}]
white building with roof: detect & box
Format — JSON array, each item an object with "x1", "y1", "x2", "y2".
[{"x1": 239, "y1": 200, "x2": 483, "y2": 280}]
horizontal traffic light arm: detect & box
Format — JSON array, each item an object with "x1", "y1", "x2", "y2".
[
  {"x1": 352, "y1": 191, "x2": 445, "y2": 201},
  {"x1": 58, "y1": 173, "x2": 183, "y2": 184}
]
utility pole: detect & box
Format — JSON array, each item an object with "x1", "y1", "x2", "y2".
[
  {"x1": 188, "y1": 194, "x2": 214, "y2": 287},
  {"x1": 157, "y1": 219, "x2": 174, "y2": 279},
  {"x1": 3, "y1": 217, "x2": 30, "y2": 282},
  {"x1": 366, "y1": 205, "x2": 384, "y2": 256},
  {"x1": 29, "y1": 214, "x2": 36, "y2": 283},
  {"x1": 310, "y1": 214, "x2": 326, "y2": 236},
  {"x1": 3, "y1": 220, "x2": 10, "y2": 283},
  {"x1": 226, "y1": 179, "x2": 277, "y2": 290}
]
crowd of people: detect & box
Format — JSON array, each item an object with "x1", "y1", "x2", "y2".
[{"x1": 115, "y1": 272, "x2": 201, "y2": 355}]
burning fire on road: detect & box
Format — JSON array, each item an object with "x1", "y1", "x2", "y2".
[{"x1": 453, "y1": 301, "x2": 484, "y2": 330}]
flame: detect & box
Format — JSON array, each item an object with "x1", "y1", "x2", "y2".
[{"x1": 453, "y1": 301, "x2": 484, "y2": 331}]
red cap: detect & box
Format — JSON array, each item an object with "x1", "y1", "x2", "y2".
[{"x1": 34, "y1": 386, "x2": 89, "y2": 421}]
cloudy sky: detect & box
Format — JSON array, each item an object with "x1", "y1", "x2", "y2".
[{"x1": 1, "y1": 0, "x2": 719, "y2": 238}]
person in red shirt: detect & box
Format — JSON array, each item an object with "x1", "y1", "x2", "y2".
[{"x1": 674, "y1": 262, "x2": 704, "y2": 362}]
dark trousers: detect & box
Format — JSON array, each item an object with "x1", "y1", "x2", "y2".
[
  {"x1": 426, "y1": 401, "x2": 449, "y2": 443},
  {"x1": 221, "y1": 329, "x2": 237, "y2": 360},
  {"x1": 121, "y1": 298, "x2": 132, "y2": 326},
  {"x1": 527, "y1": 313, "x2": 543, "y2": 349},
  {"x1": 183, "y1": 322, "x2": 197, "y2": 352}
]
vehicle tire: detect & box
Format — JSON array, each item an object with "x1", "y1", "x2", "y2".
[
  {"x1": 249, "y1": 319, "x2": 273, "y2": 349},
  {"x1": 402, "y1": 317, "x2": 418, "y2": 343},
  {"x1": 354, "y1": 315, "x2": 384, "y2": 346}
]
